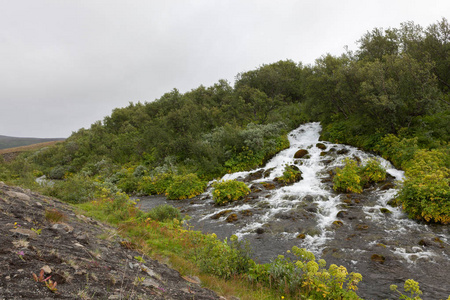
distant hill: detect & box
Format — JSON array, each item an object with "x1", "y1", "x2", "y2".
[{"x1": 0, "y1": 135, "x2": 65, "y2": 150}]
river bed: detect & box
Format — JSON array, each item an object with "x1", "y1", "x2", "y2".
[{"x1": 136, "y1": 122, "x2": 450, "y2": 299}]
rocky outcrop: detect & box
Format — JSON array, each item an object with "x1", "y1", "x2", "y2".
[{"x1": 0, "y1": 182, "x2": 219, "y2": 299}]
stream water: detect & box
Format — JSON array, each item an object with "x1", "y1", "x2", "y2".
[{"x1": 137, "y1": 122, "x2": 450, "y2": 299}]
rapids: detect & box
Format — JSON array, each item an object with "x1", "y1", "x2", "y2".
[{"x1": 138, "y1": 122, "x2": 450, "y2": 299}]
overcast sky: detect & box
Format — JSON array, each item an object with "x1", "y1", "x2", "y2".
[{"x1": 1, "y1": 0, "x2": 449, "y2": 138}]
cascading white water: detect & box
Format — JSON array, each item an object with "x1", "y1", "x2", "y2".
[{"x1": 138, "y1": 122, "x2": 450, "y2": 299}]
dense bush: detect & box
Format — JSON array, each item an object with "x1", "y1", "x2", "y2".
[
  {"x1": 138, "y1": 172, "x2": 174, "y2": 195},
  {"x1": 249, "y1": 246, "x2": 362, "y2": 299},
  {"x1": 165, "y1": 173, "x2": 207, "y2": 200},
  {"x1": 333, "y1": 159, "x2": 363, "y2": 193},
  {"x1": 398, "y1": 149, "x2": 450, "y2": 224},
  {"x1": 333, "y1": 159, "x2": 386, "y2": 193},
  {"x1": 212, "y1": 180, "x2": 250, "y2": 205},
  {"x1": 143, "y1": 204, "x2": 182, "y2": 222}
]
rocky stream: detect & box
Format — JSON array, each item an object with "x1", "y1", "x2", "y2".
[{"x1": 137, "y1": 123, "x2": 450, "y2": 299}]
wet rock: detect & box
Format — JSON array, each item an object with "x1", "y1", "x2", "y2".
[
  {"x1": 262, "y1": 182, "x2": 276, "y2": 190},
  {"x1": 371, "y1": 254, "x2": 385, "y2": 264},
  {"x1": 297, "y1": 233, "x2": 306, "y2": 239},
  {"x1": 336, "y1": 211, "x2": 348, "y2": 218},
  {"x1": 263, "y1": 168, "x2": 275, "y2": 178},
  {"x1": 226, "y1": 214, "x2": 238, "y2": 223},
  {"x1": 332, "y1": 220, "x2": 343, "y2": 228},
  {"x1": 336, "y1": 149, "x2": 349, "y2": 155},
  {"x1": 320, "y1": 151, "x2": 327, "y2": 156},
  {"x1": 247, "y1": 170, "x2": 264, "y2": 181},
  {"x1": 303, "y1": 195, "x2": 314, "y2": 203},
  {"x1": 305, "y1": 206, "x2": 318, "y2": 213},
  {"x1": 356, "y1": 224, "x2": 369, "y2": 230},
  {"x1": 381, "y1": 182, "x2": 395, "y2": 190},
  {"x1": 353, "y1": 155, "x2": 361, "y2": 163},
  {"x1": 294, "y1": 149, "x2": 308, "y2": 158},
  {"x1": 380, "y1": 208, "x2": 392, "y2": 214},
  {"x1": 255, "y1": 228, "x2": 265, "y2": 234},
  {"x1": 316, "y1": 143, "x2": 326, "y2": 150},
  {"x1": 387, "y1": 198, "x2": 401, "y2": 207},
  {"x1": 240, "y1": 210, "x2": 253, "y2": 216},
  {"x1": 418, "y1": 239, "x2": 432, "y2": 247},
  {"x1": 321, "y1": 159, "x2": 333, "y2": 165},
  {"x1": 210, "y1": 210, "x2": 232, "y2": 219}
]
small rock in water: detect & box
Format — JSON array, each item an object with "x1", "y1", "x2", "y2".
[
  {"x1": 336, "y1": 149, "x2": 349, "y2": 155},
  {"x1": 356, "y1": 224, "x2": 369, "y2": 230},
  {"x1": 332, "y1": 220, "x2": 343, "y2": 228},
  {"x1": 336, "y1": 211, "x2": 348, "y2": 218},
  {"x1": 380, "y1": 208, "x2": 392, "y2": 214},
  {"x1": 316, "y1": 143, "x2": 326, "y2": 150},
  {"x1": 226, "y1": 214, "x2": 238, "y2": 223},
  {"x1": 297, "y1": 233, "x2": 306, "y2": 239},
  {"x1": 370, "y1": 254, "x2": 385, "y2": 264},
  {"x1": 255, "y1": 228, "x2": 265, "y2": 234}
]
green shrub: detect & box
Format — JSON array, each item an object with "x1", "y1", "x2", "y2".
[
  {"x1": 249, "y1": 246, "x2": 362, "y2": 299},
  {"x1": 144, "y1": 204, "x2": 182, "y2": 222},
  {"x1": 190, "y1": 234, "x2": 253, "y2": 279},
  {"x1": 48, "y1": 166, "x2": 66, "y2": 180},
  {"x1": 333, "y1": 159, "x2": 363, "y2": 193},
  {"x1": 138, "y1": 172, "x2": 173, "y2": 195},
  {"x1": 166, "y1": 173, "x2": 207, "y2": 200},
  {"x1": 277, "y1": 164, "x2": 302, "y2": 184},
  {"x1": 333, "y1": 159, "x2": 387, "y2": 193},
  {"x1": 398, "y1": 149, "x2": 450, "y2": 224},
  {"x1": 44, "y1": 175, "x2": 96, "y2": 204},
  {"x1": 212, "y1": 180, "x2": 250, "y2": 205},
  {"x1": 359, "y1": 159, "x2": 386, "y2": 184},
  {"x1": 116, "y1": 173, "x2": 139, "y2": 193}
]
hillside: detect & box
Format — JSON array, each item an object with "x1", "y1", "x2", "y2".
[
  {"x1": 0, "y1": 135, "x2": 65, "y2": 150},
  {"x1": 0, "y1": 181, "x2": 219, "y2": 299}
]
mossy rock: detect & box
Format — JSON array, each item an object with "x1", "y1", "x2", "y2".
[
  {"x1": 294, "y1": 149, "x2": 308, "y2": 159},
  {"x1": 226, "y1": 213, "x2": 238, "y2": 223},
  {"x1": 380, "y1": 182, "x2": 395, "y2": 190},
  {"x1": 210, "y1": 210, "x2": 233, "y2": 219},
  {"x1": 380, "y1": 208, "x2": 392, "y2": 214},
  {"x1": 320, "y1": 151, "x2": 327, "y2": 156},
  {"x1": 332, "y1": 220, "x2": 343, "y2": 228},
  {"x1": 371, "y1": 254, "x2": 385, "y2": 263},
  {"x1": 387, "y1": 198, "x2": 401, "y2": 207},
  {"x1": 336, "y1": 149, "x2": 349, "y2": 155},
  {"x1": 336, "y1": 210, "x2": 348, "y2": 218},
  {"x1": 316, "y1": 143, "x2": 327, "y2": 150},
  {"x1": 296, "y1": 233, "x2": 306, "y2": 239},
  {"x1": 240, "y1": 210, "x2": 253, "y2": 216},
  {"x1": 262, "y1": 182, "x2": 276, "y2": 190},
  {"x1": 356, "y1": 224, "x2": 369, "y2": 230}
]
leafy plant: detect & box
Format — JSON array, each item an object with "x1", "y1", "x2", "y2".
[
  {"x1": 165, "y1": 173, "x2": 206, "y2": 200},
  {"x1": 333, "y1": 159, "x2": 363, "y2": 193},
  {"x1": 143, "y1": 204, "x2": 182, "y2": 222},
  {"x1": 390, "y1": 279, "x2": 423, "y2": 300},
  {"x1": 277, "y1": 164, "x2": 302, "y2": 184},
  {"x1": 333, "y1": 158, "x2": 387, "y2": 193},
  {"x1": 212, "y1": 180, "x2": 250, "y2": 205},
  {"x1": 138, "y1": 172, "x2": 173, "y2": 195}
]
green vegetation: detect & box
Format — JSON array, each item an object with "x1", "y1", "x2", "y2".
[
  {"x1": 333, "y1": 159, "x2": 386, "y2": 193},
  {"x1": 166, "y1": 173, "x2": 207, "y2": 200},
  {"x1": 277, "y1": 164, "x2": 303, "y2": 185},
  {"x1": 212, "y1": 180, "x2": 251, "y2": 205},
  {"x1": 1, "y1": 18, "x2": 449, "y2": 298}
]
